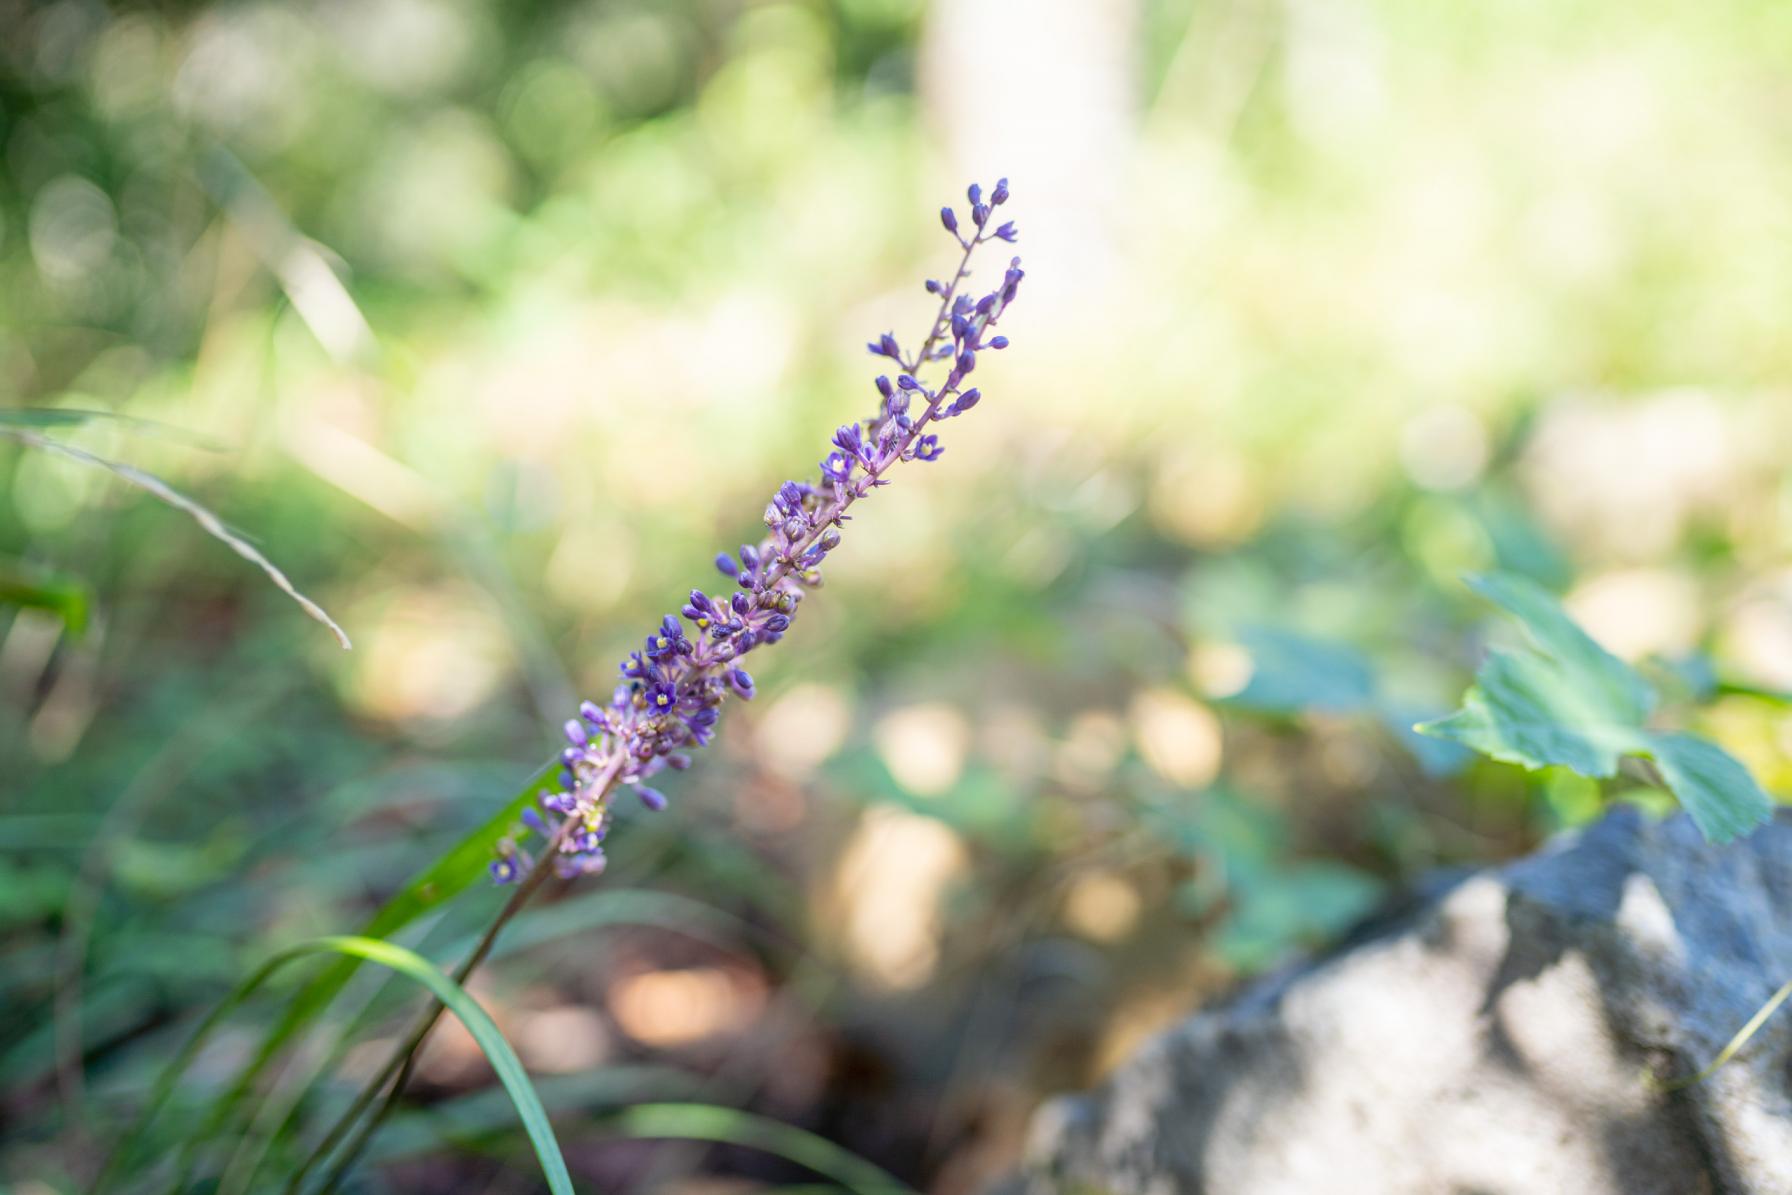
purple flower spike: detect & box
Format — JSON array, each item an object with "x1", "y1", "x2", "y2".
[{"x1": 496, "y1": 179, "x2": 1025, "y2": 886}]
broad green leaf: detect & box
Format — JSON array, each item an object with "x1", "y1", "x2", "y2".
[
  {"x1": 1642, "y1": 733, "x2": 1774, "y2": 845},
  {"x1": 1466, "y1": 572, "x2": 1653, "y2": 724},
  {"x1": 1419, "y1": 572, "x2": 1772, "y2": 843},
  {"x1": 1226, "y1": 627, "x2": 1377, "y2": 715},
  {"x1": 95, "y1": 934, "x2": 572, "y2": 1195},
  {"x1": 1419, "y1": 647, "x2": 1646, "y2": 778}
]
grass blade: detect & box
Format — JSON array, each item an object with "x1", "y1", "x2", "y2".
[
  {"x1": 594, "y1": 1103, "x2": 914, "y2": 1195},
  {"x1": 2, "y1": 428, "x2": 351, "y2": 649},
  {"x1": 95, "y1": 935, "x2": 572, "y2": 1195},
  {"x1": 1653, "y1": 975, "x2": 1792, "y2": 1093},
  {"x1": 170, "y1": 767, "x2": 553, "y2": 1177},
  {"x1": 0, "y1": 557, "x2": 90, "y2": 635}
]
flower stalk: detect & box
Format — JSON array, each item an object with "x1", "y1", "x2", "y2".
[{"x1": 295, "y1": 179, "x2": 1024, "y2": 1190}]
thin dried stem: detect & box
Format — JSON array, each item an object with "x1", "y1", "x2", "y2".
[{"x1": 3, "y1": 428, "x2": 352, "y2": 649}]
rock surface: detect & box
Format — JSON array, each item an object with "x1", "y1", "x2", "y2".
[{"x1": 1002, "y1": 808, "x2": 1792, "y2": 1195}]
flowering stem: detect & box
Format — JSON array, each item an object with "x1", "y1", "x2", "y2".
[
  {"x1": 286, "y1": 177, "x2": 1023, "y2": 1191},
  {"x1": 286, "y1": 766, "x2": 620, "y2": 1194}
]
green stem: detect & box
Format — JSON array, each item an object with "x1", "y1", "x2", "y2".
[{"x1": 286, "y1": 765, "x2": 616, "y2": 1193}]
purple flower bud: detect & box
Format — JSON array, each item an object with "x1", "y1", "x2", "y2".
[
  {"x1": 925, "y1": 279, "x2": 942, "y2": 295},
  {"x1": 972, "y1": 203, "x2": 990, "y2": 228},
  {"x1": 957, "y1": 349, "x2": 976, "y2": 375},
  {"x1": 968, "y1": 182, "x2": 982, "y2": 205},
  {"x1": 991, "y1": 177, "x2": 1009, "y2": 205},
  {"x1": 875, "y1": 375, "x2": 894, "y2": 398},
  {"x1": 636, "y1": 786, "x2": 668, "y2": 812},
  {"x1": 868, "y1": 332, "x2": 900, "y2": 358},
  {"x1": 897, "y1": 374, "x2": 920, "y2": 391},
  {"x1": 714, "y1": 552, "x2": 739, "y2": 577},
  {"x1": 949, "y1": 388, "x2": 981, "y2": 416},
  {"x1": 995, "y1": 222, "x2": 1018, "y2": 243},
  {"x1": 521, "y1": 807, "x2": 547, "y2": 834},
  {"x1": 833, "y1": 424, "x2": 864, "y2": 456},
  {"x1": 580, "y1": 700, "x2": 605, "y2": 725},
  {"x1": 729, "y1": 667, "x2": 755, "y2": 698},
  {"x1": 564, "y1": 719, "x2": 588, "y2": 747},
  {"x1": 989, "y1": 335, "x2": 1009, "y2": 349},
  {"x1": 731, "y1": 593, "x2": 751, "y2": 616},
  {"x1": 763, "y1": 613, "x2": 791, "y2": 633},
  {"x1": 941, "y1": 206, "x2": 959, "y2": 234}
]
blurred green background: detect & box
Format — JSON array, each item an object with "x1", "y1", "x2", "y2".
[{"x1": 5, "y1": 0, "x2": 1792, "y2": 1190}]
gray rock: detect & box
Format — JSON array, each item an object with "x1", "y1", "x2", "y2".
[{"x1": 1003, "y1": 808, "x2": 1792, "y2": 1195}]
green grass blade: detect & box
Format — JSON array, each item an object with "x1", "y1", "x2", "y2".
[
  {"x1": 1653, "y1": 975, "x2": 1792, "y2": 1093},
  {"x1": 594, "y1": 1103, "x2": 914, "y2": 1195},
  {"x1": 125, "y1": 768, "x2": 552, "y2": 1186},
  {"x1": 366, "y1": 1066, "x2": 707, "y2": 1163},
  {"x1": 0, "y1": 556, "x2": 90, "y2": 635},
  {"x1": 220, "y1": 887, "x2": 770, "y2": 1194},
  {"x1": 95, "y1": 934, "x2": 572, "y2": 1195}
]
